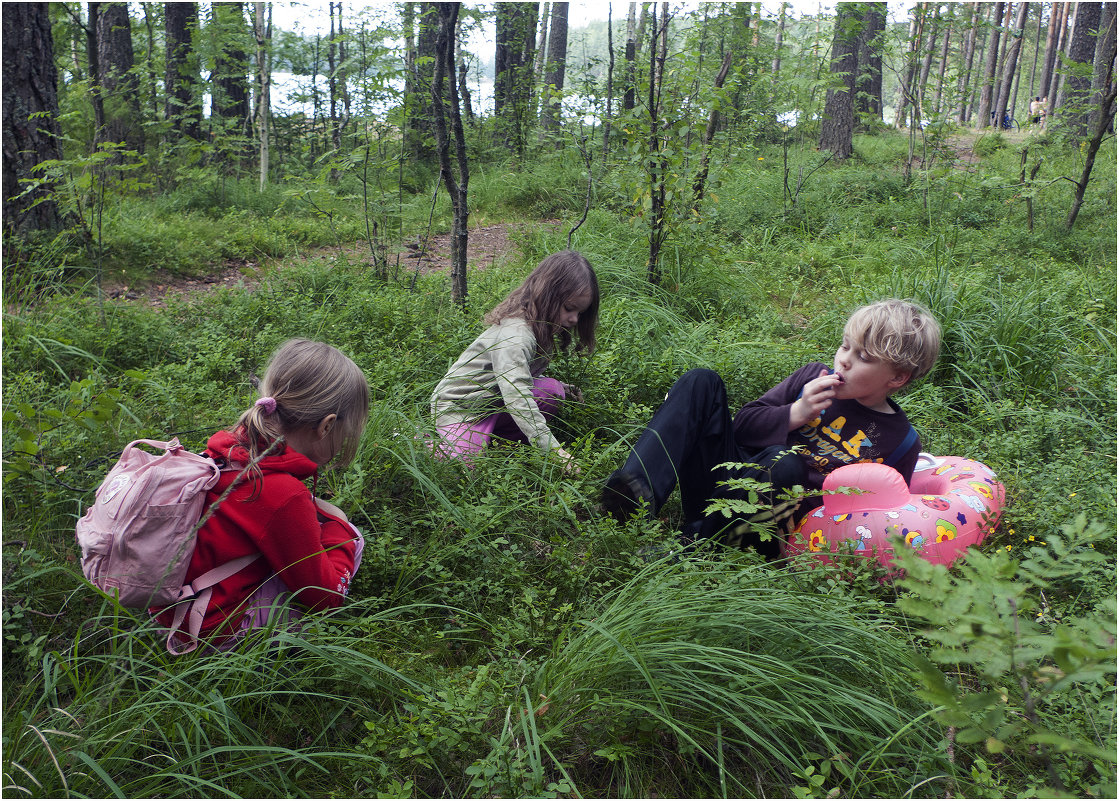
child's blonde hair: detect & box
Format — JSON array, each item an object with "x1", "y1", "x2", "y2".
[
  {"x1": 233, "y1": 339, "x2": 370, "y2": 470},
  {"x1": 485, "y1": 250, "x2": 599, "y2": 357},
  {"x1": 844, "y1": 299, "x2": 941, "y2": 384}
]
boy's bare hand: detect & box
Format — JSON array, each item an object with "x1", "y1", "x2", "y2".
[{"x1": 788, "y1": 369, "x2": 843, "y2": 430}]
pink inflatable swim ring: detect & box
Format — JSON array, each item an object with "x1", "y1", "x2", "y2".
[{"x1": 788, "y1": 454, "x2": 1005, "y2": 569}]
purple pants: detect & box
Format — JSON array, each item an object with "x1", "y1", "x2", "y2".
[{"x1": 435, "y1": 376, "x2": 565, "y2": 458}]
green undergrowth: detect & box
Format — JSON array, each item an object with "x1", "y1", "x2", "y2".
[{"x1": 3, "y1": 130, "x2": 1115, "y2": 798}]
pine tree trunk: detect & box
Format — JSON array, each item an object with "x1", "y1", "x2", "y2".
[
  {"x1": 894, "y1": 6, "x2": 922, "y2": 127},
  {"x1": 165, "y1": 2, "x2": 201, "y2": 140},
  {"x1": 932, "y1": 12, "x2": 952, "y2": 116},
  {"x1": 976, "y1": 1, "x2": 1005, "y2": 127},
  {"x1": 3, "y1": 2, "x2": 66, "y2": 235},
  {"x1": 856, "y1": 3, "x2": 886, "y2": 121},
  {"x1": 98, "y1": 2, "x2": 143, "y2": 152},
  {"x1": 772, "y1": 2, "x2": 786, "y2": 78},
  {"x1": 995, "y1": 2, "x2": 1031, "y2": 126},
  {"x1": 1046, "y1": 2, "x2": 1071, "y2": 116},
  {"x1": 916, "y1": 6, "x2": 940, "y2": 117},
  {"x1": 603, "y1": 3, "x2": 614, "y2": 157},
  {"x1": 213, "y1": 2, "x2": 251, "y2": 139},
  {"x1": 1058, "y1": 1, "x2": 1103, "y2": 134},
  {"x1": 1088, "y1": 2, "x2": 1117, "y2": 133},
  {"x1": 495, "y1": 2, "x2": 538, "y2": 152},
  {"x1": 957, "y1": 2, "x2": 979, "y2": 122},
  {"x1": 540, "y1": 1, "x2": 568, "y2": 135},
  {"x1": 819, "y1": 3, "x2": 861, "y2": 158}
]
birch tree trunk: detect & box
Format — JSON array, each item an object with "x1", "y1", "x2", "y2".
[
  {"x1": 623, "y1": 2, "x2": 637, "y2": 110},
  {"x1": 253, "y1": 1, "x2": 271, "y2": 191}
]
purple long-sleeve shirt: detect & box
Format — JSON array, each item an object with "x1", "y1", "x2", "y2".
[{"x1": 732, "y1": 362, "x2": 920, "y2": 493}]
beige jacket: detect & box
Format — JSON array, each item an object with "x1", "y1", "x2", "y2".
[{"x1": 431, "y1": 317, "x2": 559, "y2": 451}]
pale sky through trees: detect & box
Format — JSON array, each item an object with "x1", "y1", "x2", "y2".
[{"x1": 271, "y1": 1, "x2": 915, "y2": 37}]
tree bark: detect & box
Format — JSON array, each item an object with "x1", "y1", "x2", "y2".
[
  {"x1": 855, "y1": 2, "x2": 886, "y2": 121},
  {"x1": 693, "y1": 50, "x2": 733, "y2": 205},
  {"x1": 430, "y1": 2, "x2": 469, "y2": 306},
  {"x1": 406, "y1": 3, "x2": 438, "y2": 160},
  {"x1": 995, "y1": 3, "x2": 1031, "y2": 126},
  {"x1": 495, "y1": 2, "x2": 538, "y2": 152},
  {"x1": 976, "y1": 1, "x2": 1005, "y2": 128},
  {"x1": 957, "y1": 2, "x2": 979, "y2": 122},
  {"x1": 165, "y1": 2, "x2": 202, "y2": 140},
  {"x1": 534, "y1": 2, "x2": 550, "y2": 90},
  {"x1": 1088, "y1": 2, "x2": 1117, "y2": 133},
  {"x1": 623, "y1": 2, "x2": 637, "y2": 110},
  {"x1": 932, "y1": 9, "x2": 952, "y2": 116},
  {"x1": 603, "y1": 3, "x2": 614, "y2": 157},
  {"x1": 1067, "y1": 86, "x2": 1116, "y2": 229},
  {"x1": 1058, "y1": 1, "x2": 1103, "y2": 134},
  {"x1": 253, "y1": 1, "x2": 271, "y2": 190},
  {"x1": 97, "y1": 2, "x2": 143, "y2": 151},
  {"x1": 1038, "y1": 1, "x2": 1064, "y2": 106},
  {"x1": 894, "y1": 4, "x2": 923, "y2": 127},
  {"x1": 3, "y1": 2, "x2": 66, "y2": 235},
  {"x1": 540, "y1": 1, "x2": 569, "y2": 135},
  {"x1": 213, "y1": 2, "x2": 251, "y2": 138},
  {"x1": 916, "y1": 5, "x2": 940, "y2": 117},
  {"x1": 772, "y1": 1, "x2": 786, "y2": 78},
  {"x1": 819, "y1": 3, "x2": 861, "y2": 158},
  {"x1": 456, "y1": 15, "x2": 474, "y2": 123},
  {"x1": 1046, "y1": 1, "x2": 1071, "y2": 115}
]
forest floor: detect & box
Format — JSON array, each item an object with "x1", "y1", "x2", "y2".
[{"x1": 106, "y1": 220, "x2": 560, "y2": 308}]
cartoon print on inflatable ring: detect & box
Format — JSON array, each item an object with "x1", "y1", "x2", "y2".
[{"x1": 789, "y1": 454, "x2": 1005, "y2": 569}]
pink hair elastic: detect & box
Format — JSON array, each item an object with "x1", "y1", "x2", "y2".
[{"x1": 255, "y1": 396, "x2": 277, "y2": 415}]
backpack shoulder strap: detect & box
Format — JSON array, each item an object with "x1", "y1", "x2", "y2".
[
  {"x1": 883, "y1": 424, "x2": 919, "y2": 469},
  {"x1": 165, "y1": 553, "x2": 260, "y2": 655}
]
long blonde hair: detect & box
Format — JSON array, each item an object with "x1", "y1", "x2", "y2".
[
  {"x1": 484, "y1": 251, "x2": 599, "y2": 359},
  {"x1": 232, "y1": 339, "x2": 370, "y2": 471}
]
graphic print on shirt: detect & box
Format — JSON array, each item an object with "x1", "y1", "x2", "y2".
[{"x1": 797, "y1": 411, "x2": 884, "y2": 475}]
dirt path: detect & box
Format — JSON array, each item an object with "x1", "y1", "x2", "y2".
[{"x1": 111, "y1": 221, "x2": 561, "y2": 308}]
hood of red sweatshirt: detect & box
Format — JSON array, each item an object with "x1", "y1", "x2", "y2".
[{"x1": 206, "y1": 428, "x2": 319, "y2": 480}]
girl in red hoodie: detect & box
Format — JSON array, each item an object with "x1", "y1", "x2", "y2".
[{"x1": 158, "y1": 338, "x2": 369, "y2": 651}]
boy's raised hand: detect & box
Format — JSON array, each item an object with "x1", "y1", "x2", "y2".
[{"x1": 788, "y1": 368, "x2": 843, "y2": 430}]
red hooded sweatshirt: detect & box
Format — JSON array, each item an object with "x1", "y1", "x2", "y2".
[{"x1": 155, "y1": 429, "x2": 358, "y2": 638}]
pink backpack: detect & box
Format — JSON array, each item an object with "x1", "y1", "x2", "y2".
[{"x1": 75, "y1": 437, "x2": 258, "y2": 654}]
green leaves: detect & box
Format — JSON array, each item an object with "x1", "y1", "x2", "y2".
[{"x1": 894, "y1": 517, "x2": 1116, "y2": 788}]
